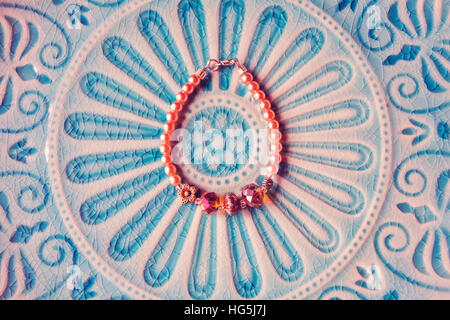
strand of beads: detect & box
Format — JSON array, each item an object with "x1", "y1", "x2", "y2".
[
  {"x1": 159, "y1": 70, "x2": 206, "y2": 188},
  {"x1": 160, "y1": 58, "x2": 281, "y2": 216},
  {"x1": 239, "y1": 69, "x2": 282, "y2": 178}
]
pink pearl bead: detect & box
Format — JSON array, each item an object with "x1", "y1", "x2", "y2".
[
  {"x1": 270, "y1": 142, "x2": 282, "y2": 153},
  {"x1": 248, "y1": 81, "x2": 259, "y2": 93},
  {"x1": 259, "y1": 99, "x2": 271, "y2": 111},
  {"x1": 263, "y1": 109, "x2": 275, "y2": 120},
  {"x1": 176, "y1": 91, "x2": 188, "y2": 103},
  {"x1": 160, "y1": 143, "x2": 171, "y2": 155},
  {"x1": 269, "y1": 154, "x2": 282, "y2": 164},
  {"x1": 161, "y1": 155, "x2": 172, "y2": 165},
  {"x1": 270, "y1": 129, "x2": 281, "y2": 141},
  {"x1": 166, "y1": 111, "x2": 178, "y2": 122},
  {"x1": 266, "y1": 164, "x2": 279, "y2": 176},
  {"x1": 160, "y1": 132, "x2": 171, "y2": 143},
  {"x1": 163, "y1": 122, "x2": 175, "y2": 133},
  {"x1": 170, "y1": 101, "x2": 183, "y2": 112},
  {"x1": 188, "y1": 74, "x2": 201, "y2": 86},
  {"x1": 241, "y1": 72, "x2": 253, "y2": 84},
  {"x1": 169, "y1": 175, "x2": 181, "y2": 186},
  {"x1": 268, "y1": 120, "x2": 279, "y2": 130},
  {"x1": 253, "y1": 90, "x2": 266, "y2": 102},
  {"x1": 182, "y1": 83, "x2": 194, "y2": 94},
  {"x1": 164, "y1": 164, "x2": 177, "y2": 176}
]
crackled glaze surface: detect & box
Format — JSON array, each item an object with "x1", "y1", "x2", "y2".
[{"x1": 0, "y1": 0, "x2": 448, "y2": 300}]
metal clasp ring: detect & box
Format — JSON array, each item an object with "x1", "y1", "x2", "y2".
[
  {"x1": 233, "y1": 58, "x2": 246, "y2": 72},
  {"x1": 220, "y1": 59, "x2": 235, "y2": 66},
  {"x1": 204, "y1": 58, "x2": 246, "y2": 73},
  {"x1": 206, "y1": 59, "x2": 221, "y2": 71}
]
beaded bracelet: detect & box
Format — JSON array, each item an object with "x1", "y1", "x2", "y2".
[{"x1": 159, "y1": 58, "x2": 282, "y2": 215}]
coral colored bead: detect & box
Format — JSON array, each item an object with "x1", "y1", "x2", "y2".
[
  {"x1": 259, "y1": 99, "x2": 271, "y2": 110},
  {"x1": 182, "y1": 83, "x2": 194, "y2": 94},
  {"x1": 160, "y1": 155, "x2": 172, "y2": 165},
  {"x1": 188, "y1": 74, "x2": 201, "y2": 86},
  {"x1": 270, "y1": 142, "x2": 282, "y2": 153},
  {"x1": 170, "y1": 101, "x2": 183, "y2": 112},
  {"x1": 263, "y1": 109, "x2": 275, "y2": 120},
  {"x1": 176, "y1": 91, "x2": 188, "y2": 103},
  {"x1": 268, "y1": 120, "x2": 279, "y2": 130},
  {"x1": 160, "y1": 132, "x2": 171, "y2": 143},
  {"x1": 270, "y1": 129, "x2": 281, "y2": 141},
  {"x1": 163, "y1": 122, "x2": 175, "y2": 133},
  {"x1": 166, "y1": 111, "x2": 178, "y2": 122},
  {"x1": 253, "y1": 90, "x2": 266, "y2": 102},
  {"x1": 248, "y1": 81, "x2": 259, "y2": 92},
  {"x1": 160, "y1": 144, "x2": 171, "y2": 155},
  {"x1": 241, "y1": 72, "x2": 253, "y2": 84},
  {"x1": 266, "y1": 164, "x2": 279, "y2": 176},
  {"x1": 169, "y1": 174, "x2": 181, "y2": 186},
  {"x1": 164, "y1": 164, "x2": 177, "y2": 176}
]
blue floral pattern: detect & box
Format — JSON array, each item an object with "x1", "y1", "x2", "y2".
[{"x1": 0, "y1": 0, "x2": 447, "y2": 300}]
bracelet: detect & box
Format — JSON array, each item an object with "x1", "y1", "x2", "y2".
[{"x1": 159, "y1": 58, "x2": 282, "y2": 215}]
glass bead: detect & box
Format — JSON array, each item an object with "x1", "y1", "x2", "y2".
[{"x1": 242, "y1": 183, "x2": 264, "y2": 207}]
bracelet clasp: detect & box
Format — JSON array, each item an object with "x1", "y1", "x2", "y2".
[{"x1": 203, "y1": 58, "x2": 247, "y2": 73}]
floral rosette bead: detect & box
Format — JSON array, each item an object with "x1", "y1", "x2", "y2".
[{"x1": 177, "y1": 184, "x2": 198, "y2": 204}]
